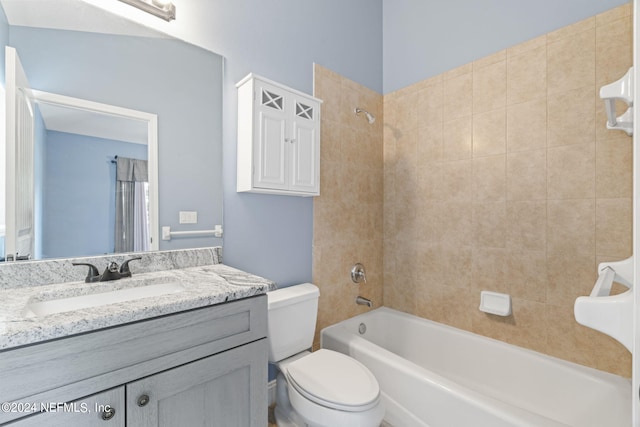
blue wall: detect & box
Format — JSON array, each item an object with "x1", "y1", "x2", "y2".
[
  {"x1": 41, "y1": 131, "x2": 146, "y2": 259},
  {"x1": 202, "y1": 0, "x2": 383, "y2": 286},
  {"x1": 382, "y1": 0, "x2": 631, "y2": 93}
]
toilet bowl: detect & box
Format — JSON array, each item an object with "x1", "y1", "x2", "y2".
[{"x1": 267, "y1": 283, "x2": 384, "y2": 427}]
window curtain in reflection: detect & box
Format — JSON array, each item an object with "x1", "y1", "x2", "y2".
[{"x1": 115, "y1": 157, "x2": 149, "y2": 253}]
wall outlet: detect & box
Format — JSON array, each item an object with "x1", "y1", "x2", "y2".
[{"x1": 179, "y1": 211, "x2": 198, "y2": 224}]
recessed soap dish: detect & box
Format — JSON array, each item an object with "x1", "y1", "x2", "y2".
[{"x1": 479, "y1": 291, "x2": 512, "y2": 316}]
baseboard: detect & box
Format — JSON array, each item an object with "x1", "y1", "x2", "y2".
[{"x1": 268, "y1": 379, "x2": 277, "y2": 406}]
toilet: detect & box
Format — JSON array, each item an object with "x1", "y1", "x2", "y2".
[{"x1": 267, "y1": 283, "x2": 385, "y2": 427}]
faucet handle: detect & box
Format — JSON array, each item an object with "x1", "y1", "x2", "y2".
[
  {"x1": 351, "y1": 263, "x2": 367, "y2": 284},
  {"x1": 119, "y1": 256, "x2": 142, "y2": 278},
  {"x1": 72, "y1": 262, "x2": 101, "y2": 283}
]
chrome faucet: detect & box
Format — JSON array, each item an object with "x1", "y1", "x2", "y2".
[
  {"x1": 351, "y1": 263, "x2": 367, "y2": 284},
  {"x1": 356, "y1": 296, "x2": 372, "y2": 307}
]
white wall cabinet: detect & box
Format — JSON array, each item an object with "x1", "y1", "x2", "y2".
[
  {"x1": 237, "y1": 74, "x2": 322, "y2": 196},
  {"x1": 0, "y1": 297, "x2": 267, "y2": 426}
]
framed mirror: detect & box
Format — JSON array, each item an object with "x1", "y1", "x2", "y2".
[{"x1": 0, "y1": 0, "x2": 224, "y2": 260}]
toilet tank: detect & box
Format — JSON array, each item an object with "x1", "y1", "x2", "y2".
[{"x1": 267, "y1": 283, "x2": 320, "y2": 363}]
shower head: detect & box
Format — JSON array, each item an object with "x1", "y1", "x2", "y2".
[{"x1": 354, "y1": 107, "x2": 376, "y2": 124}]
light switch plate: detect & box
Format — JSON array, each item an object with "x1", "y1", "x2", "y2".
[{"x1": 179, "y1": 211, "x2": 198, "y2": 224}]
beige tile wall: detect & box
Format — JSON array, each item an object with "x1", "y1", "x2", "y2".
[
  {"x1": 312, "y1": 64, "x2": 384, "y2": 350},
  {"x1": 313, "y1": 4, "x2": 633, "y2": 376},
  {"x1": 383, "y1": 4, "x2": 633, "y2": 377}
]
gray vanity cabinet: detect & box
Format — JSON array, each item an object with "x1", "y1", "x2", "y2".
[
  {"x1": 127, "y1": 340, "x2": 265, "y2": 426},
  {"x1": 0, "y1": 296, "x2": 268, "y2": 427}
]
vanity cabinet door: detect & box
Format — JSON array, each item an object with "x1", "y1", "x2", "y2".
[
  {"x1": 6, "y1": 387, "x2": 124, "y2": 427},
  {"x1": 126, "y1": 339, "x2": 267, "y2": 427}
]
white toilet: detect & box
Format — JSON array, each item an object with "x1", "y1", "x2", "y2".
[{"x1": 267, "y1": 283, "x2": 385, "y2": 427}]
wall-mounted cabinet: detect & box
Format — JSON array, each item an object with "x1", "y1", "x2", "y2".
[{"x1": 237, "y1": 74, "x2": 322, "y2": 196}]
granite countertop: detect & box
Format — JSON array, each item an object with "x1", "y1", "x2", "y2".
[{"x1": 0, "y1": 264, "x2": 276, "y2": 350}]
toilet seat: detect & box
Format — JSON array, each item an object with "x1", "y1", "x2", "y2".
[{"x1": 286, "y1": 349, "x2": 380, "y2": 412}]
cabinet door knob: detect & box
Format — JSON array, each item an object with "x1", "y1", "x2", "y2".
[
  {"x1": 101, "y1": 406, "x2": 116, "y2": 421},
  {"x1": 137, "y1": 394, "x2": 150, "y2": 407}
]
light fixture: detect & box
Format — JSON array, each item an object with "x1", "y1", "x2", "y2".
[{"x1": 118, "y1": 0, "x2": 176, "y2": 21}]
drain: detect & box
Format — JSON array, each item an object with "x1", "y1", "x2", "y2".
[{"x1": 358, "y1": 323, "x2": 367, "y2": 335}]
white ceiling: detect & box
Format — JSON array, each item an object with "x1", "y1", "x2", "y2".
[
  {"x1": 36, "y1": 102, "x2": 148, "y2": 145},
  {"x1": 0, "y1": 0, "x2": 166, "y2": 38},
  {"x1": 1, "y1": 0, "x2": 157, "y2": 144}
]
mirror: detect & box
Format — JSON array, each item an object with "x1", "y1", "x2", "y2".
[{"x1": 0, "y1": 0, "x2": 224, "y2": 260}]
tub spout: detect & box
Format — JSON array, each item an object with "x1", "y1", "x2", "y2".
[{"x1": 356, "y1": 296, "x2": 372, "y2": 307}]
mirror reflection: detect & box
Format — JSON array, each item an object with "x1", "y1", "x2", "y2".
[
  {"x1": 29, "y1": 91, "x2": 157, "y2": 260},
  {"x1": 0, "y1": 0, "x2": 224, "y2": 260}
]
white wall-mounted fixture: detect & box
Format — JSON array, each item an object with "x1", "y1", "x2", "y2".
[
  {"x1": 179, "y1": 211, "x2": 198, "y2": 224},
  {"x1": 161, "y1": 225, "x2": 223, "y2": 240},
  {"x1": 117, "y1": 0, "x2": 176, "y2": 22},
  {"x1": 236, "y1": 73, "x2": 322, "y2": 197},
  {"x1": 479, "y1": 291, "x2": 512, "y2": 316},
  {"x1": 574, "y1": 256, "x2": 633, "y2": 352},
  {"x1": 600, "y1": 66, "x2": 634, "y2": 136}
]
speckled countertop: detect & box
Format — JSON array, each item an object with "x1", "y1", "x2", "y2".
[{"x1": 0, "y1": 263, "x2": 276, "y2": 350}]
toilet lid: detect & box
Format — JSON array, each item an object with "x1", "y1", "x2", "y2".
[{"x1": 286, "y1": 349, "x2": 380, "y2": 411}]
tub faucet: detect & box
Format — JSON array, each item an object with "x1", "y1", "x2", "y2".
[{"x1": 356, "y1": 296, "x2": 372, "y2": 307}]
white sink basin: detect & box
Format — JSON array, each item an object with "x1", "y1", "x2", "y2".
[{"x1": 22, "y1": 282, "x2": 186, "y2": 318}]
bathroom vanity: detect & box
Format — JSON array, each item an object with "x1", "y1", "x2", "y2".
[{"x1": 0, "y1": 248, "x2": 274, "y2": 426}]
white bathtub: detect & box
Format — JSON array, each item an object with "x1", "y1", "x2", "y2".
[{"x1": 320, "y1": 307, "x2": 631, "y2": 427}]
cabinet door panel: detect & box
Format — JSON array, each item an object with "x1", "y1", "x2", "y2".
[
  {"x1": 256, "y1": 111, "x2": 288, "y2": 190},
  {"x1": 7, "y1": 387, "x2": 124, "y2": 427},
  {"x1": 254, "y1": 81, "x2": 288, "y2": 191},
  {"x1": 127, "y1": 339, "x2": 267, "y2": 427},
  {"x1": 290, "y1": 118, "x2": 319, "y2": 193}
]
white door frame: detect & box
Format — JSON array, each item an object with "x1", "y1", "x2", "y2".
[{"x1": 29, "y1": 89, "x2": 159, "y2": 252}]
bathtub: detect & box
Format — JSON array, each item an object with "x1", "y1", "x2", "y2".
[{"x1": 320, "y1": 307, "x2": 631, "y2": 427}]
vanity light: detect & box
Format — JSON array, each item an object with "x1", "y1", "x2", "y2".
[{"x1": 118, "y1": 0, "x2": 176, "y2": 21}]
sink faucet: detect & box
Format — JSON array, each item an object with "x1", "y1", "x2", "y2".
[
  {"x1": 101, "y1": 262, "x2": 122, "y2": 281},
  {"x1": 72, "y1": 256, "x2": 142, "y2": 283}
]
